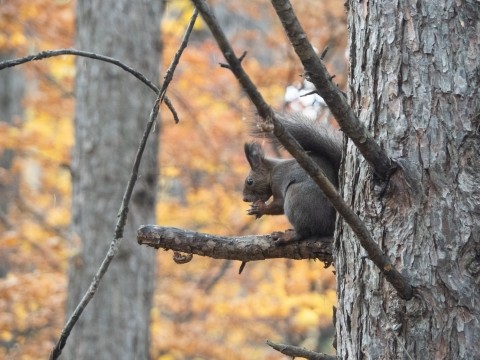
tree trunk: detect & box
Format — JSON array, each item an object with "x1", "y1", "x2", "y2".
[
  {"x1": 0, "y1": 51, "x2": 24, "y2": 278},
  {"x1": 337, "y1": 1, "x2": 479, "y2": 359},
  {"x1": 65, "y1": 2, "x2": 162, "y2": 359},
  {"x1": 0, "y1": 51, "x2": 24, "y2": 219}
]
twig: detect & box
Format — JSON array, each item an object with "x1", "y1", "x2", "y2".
[
  {"x1": 270, "y1": 0, "x2": 395, "y2": 180},
  {"x1": 204, "y1": 260, "x2": 232, "y2": 293},
  {"x1": 48, "y1": 9, "x2": 199, "y2": 360},
  {"x1": 190, "y1": 0, "x2": 271, "y2": 119},
  {"x1": 266, "y1": 340, "x2": 336, "y2": 360},
  {"x1": 49, "y1": 93, "x2": 162, "y2": 360},
  {"x1": 137, "y1": 225, "x2": 333, "y2": 263},
  {"x1": 161, "y1": 8, "x2": 199, "y2": 122},
  {"x1": 0, "y1": 48, "x2": 179, "y2": 123},
  {"x1": 300, "y1": 89, "x2": 319, "y2": 97},
  {"x1": 0, "y1": 48, "x2": 156, "y2": 91},
  {"x1": 190, "y1": 0, "x2": 413, "y2": 300},
  {"x1": 320, "y1": 45, "x2": 330, "y2": 60}
]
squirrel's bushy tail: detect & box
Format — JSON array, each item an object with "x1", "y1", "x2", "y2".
[{"x1": 248, "y1": 113, "x2": 342, "y2": 171}]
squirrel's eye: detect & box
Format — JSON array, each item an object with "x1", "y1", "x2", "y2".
[{"x1": 246, "y1": 178, "x2": 254, "y2": 186}]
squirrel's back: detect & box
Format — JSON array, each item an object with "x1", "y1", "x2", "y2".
[{"x1": 248, "y1": 113, "x2": 342, "y2": 172}]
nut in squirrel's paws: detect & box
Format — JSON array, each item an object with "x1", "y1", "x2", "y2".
[
  {"x1": 247, "y1": 200, "x2": 266, "y2": 219},
  {"x1": 271, "y1": 229, "x2": 297, "y2": 245}
]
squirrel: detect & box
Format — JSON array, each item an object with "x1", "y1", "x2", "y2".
[{"x1": 243, "y1": 113, "x2": 342, "y2": 242}]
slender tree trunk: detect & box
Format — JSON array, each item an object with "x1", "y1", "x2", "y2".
[
  {"x1": 0, "y1": 52, "x2": 24, "y2": 277},
  {"x1": 65, "y1": 2, "x2": 162, "y2": 359},
  {"x1": 337, "y1": 1, "x2": 479, "y2": 359}
]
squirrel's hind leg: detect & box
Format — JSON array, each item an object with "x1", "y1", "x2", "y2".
[{"x1": 271, "y1": 229, "x2": 313, "y2": 245}]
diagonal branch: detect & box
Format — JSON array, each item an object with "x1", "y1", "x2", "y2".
[
  {"x1": 48, "y1": 9, "x2": 199, "y2": 360},
  {"x1": 270, "y1": 0, "x2": 395, "y2": 180},
  {"x1": 49, "y1": 93, "x2": 162, "y2": 360},
  {"x1": 190, "y1": 0, "x2": 413, "y2": 301},
  {"x1": 137, "y1": 225, "x2": 333, "y2": 263}
]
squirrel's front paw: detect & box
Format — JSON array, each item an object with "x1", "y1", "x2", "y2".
[{"x1": 247, "y1": 200, "x2": 266, "y2": 219}]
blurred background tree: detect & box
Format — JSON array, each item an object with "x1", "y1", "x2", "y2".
[
  {"x1": 63, "y1": 1, "x2": 162, "y2": 359},
  {"x1": 0, "y1": 0, "x2": 346, "y2": 358}
]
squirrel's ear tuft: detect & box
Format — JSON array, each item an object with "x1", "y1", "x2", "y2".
[{"x1": 244, "y1": 142, "x2": 264, "y2": 169}]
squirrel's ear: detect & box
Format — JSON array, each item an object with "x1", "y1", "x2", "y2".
[{"x1": 244, "y1": 142, "x2": 264, "y2": 169}]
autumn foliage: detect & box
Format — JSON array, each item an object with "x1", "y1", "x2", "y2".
[{"x1": 0, "y1": 0, "x2": 346, "y2": 358}]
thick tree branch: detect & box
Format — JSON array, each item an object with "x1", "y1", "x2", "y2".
[
  {"x1": 137, "y1": 225, "x2": 333, "y2": 263},
  {"x1": 270, "y1": 0, "x2": 395, "y2": 180},
  {"x1": 190, "y1": 0, "x2": 413, "y2": 301},
  {"x1": 49, "y1": 9, "x2": 199, "y2": 360},
  {"x1": 266, "y1": 340, "x2": 336, "y2": 360}
]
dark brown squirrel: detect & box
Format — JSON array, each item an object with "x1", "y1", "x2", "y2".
[{"x1": 243, "y1": 113, "x2": 342, "y2": 242}]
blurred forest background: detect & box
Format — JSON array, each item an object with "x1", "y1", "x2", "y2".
[{"x1": 0, "y1": 0, "x2": 347, "y2": 358}]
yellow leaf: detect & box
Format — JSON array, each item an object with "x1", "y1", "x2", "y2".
[
  {"x1": 47, "y1": 207, "x2": 70, "y2": 226},
  {"x1": 0, "y1": 331, "x2": 13, "y2": 341},
  {"x1": 10, "y1": 31, "x2": 26, "y2": 46},
  {"x1": 293, "y1": 308, "x2": 320, "y2": 330},
  {"x1": 157, "y1": 355, "x2": 176, "y2": 360},
  {"x1": 1, "y1": 231, "x2": 18, "y2": 247}
]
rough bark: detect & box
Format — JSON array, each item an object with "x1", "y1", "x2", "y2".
[
  {"x1": 137, "y1": 225, "x2": 333, "y2": 263},
  {"x1": 64, "y1": 2, "x2": 162, "y2": 359},
  {"x1": 337, "y1": 1, "x2": 480, "y2": 359}
]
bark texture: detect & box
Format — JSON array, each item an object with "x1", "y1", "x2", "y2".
[
  {"x1": 137, "y1": 225, "x2": 333, "y2": 263},
  {"x1": 65, "y1": 1, "x2": 162, "y2": 359},
  {"x1": 337, "y1": 1, "x2": 480, "y2": 359}
]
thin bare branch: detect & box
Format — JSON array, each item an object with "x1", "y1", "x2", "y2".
[
  {"x1": 161, "y1": 7, "x2": 199, "y2": 122},
  {"x1": 190, "y1": 0, "x2": 413, "y2": 300},
  {"x1": 190, "y1": 0, "x2": 273, "y2": 120},
  {"x1": 49, "y1": 93, "x2": 162, "y2": 360},
  {"x1": 0, "y1": 48, "x2": 157, "y2": 91},
  {"x1": 266, "y1": 340, "x2": 336, "y2": 360},
  {"x1": 49, "y1": 9, "x2": 199, "y2": 360},
  {"x1": 0, "y1": 48, "x2": 180, "y2": 123},
  {"x1": 137, "y1": 225, "x2": 333, "y2": 263},
  {"x1": 270, "y1": 0, "x2": 395, "y2": 180},
  {"x1": 320, "y1": 45, "x2": 330, "y2": 60}
]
